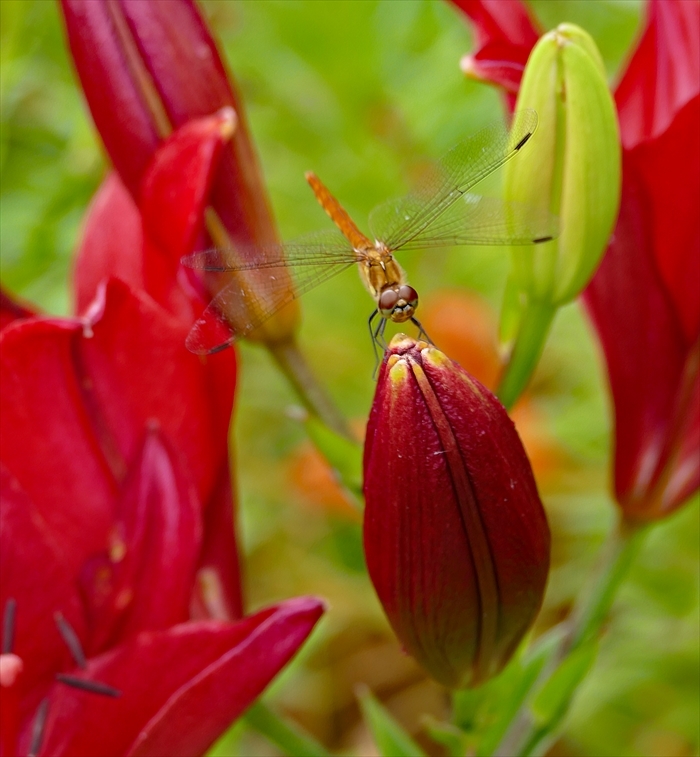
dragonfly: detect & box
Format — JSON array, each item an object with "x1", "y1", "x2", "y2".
[{"x1": 182, "y1": 109, "x2": 554, "y2": 357}]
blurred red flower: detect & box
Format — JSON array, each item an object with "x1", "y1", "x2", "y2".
[
  {"x1": 451, "y1": 0, "x2": 700, "y2": 520},
  {"x1": 363, "y1": 336, "x2": 549, "y2": 688},
  {"x1": 59, "y1": 0, "x2": 299, "y2": 346},
  {"x1": 0, "y1": 115, "x2": 325, "y2": 755}
]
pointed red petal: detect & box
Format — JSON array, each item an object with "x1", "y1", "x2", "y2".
[
  {"x1": 73, "y1": 173, "x2": 144, "y2": 316},
  {"x1": 59, "y1": 1, "x2": 161, "y2": 197},
  {"x1": 450, "y1": 0, "x2": 539, "y2": 102},
  {"x1": 0, "y1": 467, "x2": 86, "y2": 708},
  {"x1": 139, "y1": 111, "x2": 235, "y2": 319},
  {"x1": 37, "y1": 598, "x2": 325, "y2": 757},
  {"x1": 615, "y1": 0, "x2": 700, "y2": 148},
  {"x1": 629, "y1": 95, "x2": 700, "y2": 344},
  {"x1": 192, "y1": 464, "x2": 244, "y2": 621},
  {"x1": 584, "y1": 154, "x2": 693, "y2": 518},
  {"x1": 0, "y1": 318, "x2": 118, "y2": 572},
  {"x1": 84, "y1": 429, "x2": 202, "y2": 653},
  {"x1": 78, "y1": 279, "x2": 235, "y2": 509}
]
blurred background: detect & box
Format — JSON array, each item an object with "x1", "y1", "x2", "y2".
[{"x1": 1, "y1": 1, "x2": 697, "y2": 755}]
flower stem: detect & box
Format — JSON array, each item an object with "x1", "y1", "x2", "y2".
[
  {"x1": 494, "y1": 517, "x2": 649, "y2": 756},
  {"x1": 497, "y1": 300, "x2": 555, "y2": 411},
  {"x1": 268, "y1": 337, "x2": 354, "y2": 441},
  {"x1": 243, "y1": 700, "x2": 331, "y2": 757}
]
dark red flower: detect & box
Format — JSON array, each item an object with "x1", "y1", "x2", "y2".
[
  {"x1": 59, "y1": 0, "x2": 299, "y2": 345},
  {"x1": 363, "y1": 336, "x2": 550, "y2": 688},
  {"x1": 451, "y1": 0, "x2": 700, "y2": 520}
]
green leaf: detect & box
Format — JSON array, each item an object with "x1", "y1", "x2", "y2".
[
  {"x1": 531, "y1": 639, "x2": 598, "y2": 728},
  {"x1": 243, "y1": 701, "x2": 331, "y2": 757},
  {"x1": 423, "y1": 717, "x2": 469, "y2": 757},
  {"x1": 357, "y1": 686, "x2": 427, "y2": 757},
  {"x1": 475, "y1": 628, "x2": 565, "y2": 756}
]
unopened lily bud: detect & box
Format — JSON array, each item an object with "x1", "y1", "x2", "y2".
[
  {"x1": 504, "y1": 24, "x2": 621, "y2": 306},
  {"x1": 498, "y1": 24, "x2": 621, "y2": 407},
  {"x1": 363, "y1": 336, "x2": 550, "y2": 688}
]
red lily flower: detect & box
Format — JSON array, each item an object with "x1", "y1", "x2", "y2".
[
  {"x1": 59, "y1": 0, "x2": 299, "y2": 345},
  {"x1": 363, "y1": 336, "x2": 550, "y2": 688},
  {"x1": 73, "y1": 111, "x2": 243, "y2": 619},
  {"x1": 451, "y1": 0, "x2": 700, "y2": 520},
  {"x1": 451, "y1": 0, "x2": 540, "y2": 108},
  {"x1": 0, "y1": 113, "x2": 326, "y2": 754},
  {"x1": 1, "y1": 438, "x2": 323, "y2": 756}
]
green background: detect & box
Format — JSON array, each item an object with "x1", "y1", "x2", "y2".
[{"x1": 1, "y1": 1, "x2": 697, "y2": 756}]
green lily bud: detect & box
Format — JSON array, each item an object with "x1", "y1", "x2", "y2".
[{"x1": 498, "y1": 24, "x2": 621, "y2": 407}]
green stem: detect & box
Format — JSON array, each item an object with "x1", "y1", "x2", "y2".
[
  {"x1": 494, "y1": 517, "x2": 649, "y2": 756},
  {"x1": 243, "y1": 701, "x2": 331, "y2": 757},
  {"x1": 268, "y1": 337, "x2": 354, "y2": 441},
  {"x1": 497, "y1": 300, "x2": 556, "y2": 411}
]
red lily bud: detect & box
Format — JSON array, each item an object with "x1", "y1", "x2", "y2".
[{"x1": 363, "y1": 336, "x2": 550, "y2": 688}]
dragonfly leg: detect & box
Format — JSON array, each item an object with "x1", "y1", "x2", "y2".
[
  {"x1": 411, "y1": 316, "x2": 435, "y2": 346},
  {"x1": 369, "y1": 309, "x2": 391, "y2": 377}
]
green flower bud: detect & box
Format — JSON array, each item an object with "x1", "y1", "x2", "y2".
[
  {"x1": 498, "y1": 24, "x2": 621, "y2": 407},
  {"x1": 505, "y1": 24, "x2": 621, "y2": 305}
]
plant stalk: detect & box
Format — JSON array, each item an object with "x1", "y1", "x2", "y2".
[
  {"x1": 494, "y1": 517, "x2": 648, "y2": 756},
  {"x1": 244, "y1": 701, "x2": 331, "y2": 757},
  {"x1": 269, "y1": 337, "x2": 354, "y2": 441}
]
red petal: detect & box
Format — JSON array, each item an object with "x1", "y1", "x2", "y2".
[
  {"x1": 59, "y1": 1, "x2": 161, "y2": 198},
  {"x1": 451, "y1": 0, "x2": 539, "y2": 101},
  {"x1": 140, "y1": 111, "x2": 235, "y2": 315},
  {"x1": 584, "y1": 153, "x2": 694, "y2": 518},
  {"x1": 37, "y1": 598, "x2": 325, "y2": 757},
  {"x1": 0, "y1": 467, "x2": 86, "y2": 712},
  {"x1": 629, "y1": 95, "x2": 700, "y2": 344},
  {"x1": 191, "y1": 464, "x2": 244, "y2": 621},
  {"x1": 0, "y1": 318, "x2": 118, "y2": 573},
  {"x1": 615, "y1": 0, "x2": 700, "y2": 149},
  {"x1": 73, "y1": 173, "x2": 144, "y2": 315},
  {"x1": 84, "y1": 430, "x2": 202, "y2": 654},
  {"x1": 78, "y1": 278, "x2": 235, "y2": 509}
]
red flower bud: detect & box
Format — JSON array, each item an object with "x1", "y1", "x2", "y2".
[{"x1": 363, "y1": 336, "x2": 550, "y2": 688}]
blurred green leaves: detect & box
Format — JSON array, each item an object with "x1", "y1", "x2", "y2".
[
  {"x1": 357, "y1": 686, "x2": 427, "y2": 757},
  {"x1": 0, "y1": 0, "x2": 102, "y2": 314}
]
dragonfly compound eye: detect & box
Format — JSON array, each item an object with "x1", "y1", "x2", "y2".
[
  {"x1": 379, "y1": 289, "x2": 399, "y2": 317},
  {"x1": 398, "y1": 285, "x2": 418, "y2": 308}
]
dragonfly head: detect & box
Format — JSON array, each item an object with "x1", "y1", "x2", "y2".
[{"x1": 378, "y1": 285, "x2": 419, "y2": 324}]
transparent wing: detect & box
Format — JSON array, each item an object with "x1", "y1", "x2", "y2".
[
  {"x1": 372, "y1": 193, "x2": 556, "y2": 250},
  {"x1": 369, "y1": 110, "x2": 540, "y2": 250},
  {"x1": 183, "y1": 229, "x2": 360, "y2": 354},
  {"x1": 181, "y1": 229, "x2": 362, "y2": 272}
]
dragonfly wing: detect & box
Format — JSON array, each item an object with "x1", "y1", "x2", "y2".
[
  {"x1": 184, "y1": 230, "x2": 359, "y2": 354},
  {"x1": 369, "y1": 110, "x2": 540, "y2": 250},
  {"x1": 389, "y1": 194, "x2": 557, "y2": 250},
  {"x1": 182, "y1": 229, "x2": 359, "y2": 272}
]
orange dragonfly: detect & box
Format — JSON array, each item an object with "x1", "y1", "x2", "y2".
[{"x1": 182, "y1": 110, "x2": 553, "y2": 356}]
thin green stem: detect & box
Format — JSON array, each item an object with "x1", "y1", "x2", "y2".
[
  {"x1": 243, "y1": 700, "x2": 331, "y2": 757},
  {"x1": 268, "y1": 337, "x2": 354, "y2": 441},
  {"x1": 494, "y1": 517, "x2": 649, "y2": 756},
  {"x1": 497, "y1": 300, "x2": 555, "y2": 411}
]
